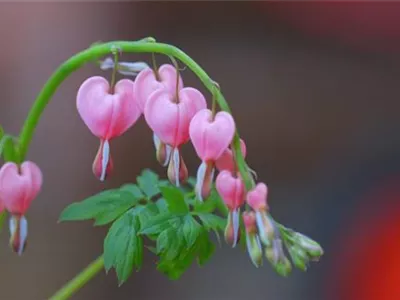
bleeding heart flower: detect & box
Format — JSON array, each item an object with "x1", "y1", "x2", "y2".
[
  {"x1": 76, "y1": 76, "x2": 141, "y2": 181},
  {"x1": 216, "y1": 170, "x2": 245, "y2": 247},
  {"x1": 215, "y1": 139, "x2": 247, "y2": 173},
  {"x1": 189, "y1": 109, "x2": 235, "y2": 201},
  {"x1": 0, "y1": 161, "x2": 43, "y2": 255},
  {"x1": 134, "y1": 64, "x2": 183, "y2": 112},
  {"x1": 134, "y1": 64, "x2": 183, "y2": 167},
  {"x1": 144, "y1": 87, "x2": 206, "y2": 186},
  {"x1": 246, "y1": 183, "x2": 275, "y2": 246}
]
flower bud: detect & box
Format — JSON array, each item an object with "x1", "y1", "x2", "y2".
[
  {"x1": 265, "y1": 238, "x2": 292, "y2": 276},
  {"x1": 293, "y1": 232, "x2": 324, "y2": 260},
  {"x1": 100, "y1": 57, "x2": 150, "y2": 76},
  {"x1": 274, "y1": 257, "x2": 292, "y2": 277},
  {"x1": 287, "y1": 245, "x2": 308, "y2": 271}
]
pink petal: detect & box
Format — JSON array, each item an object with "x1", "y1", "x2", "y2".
[
  {"x1": 144, "y1": 87, "x2": 206, "y2": 147},
  {"x1": 92, "y1": 139, "x2": 113, "y2": 181},
  {"x1": 76, "y1": 76, "x2": 141, "y2": 140},
  {"x1": 189, "y1": 109, "x2": 236, "y2": 161},
  {"x1": 134, "y1": 64, "x2": 183, "y2": 112},
  {"x1": 195, "y1": 161, "x2": 215, "y2": 201},
  {"x1": 215, "y1": 170, "x2": 245, "y2": 210},
  {"x1": 246, "y1": 182, "x2": 268, "y2": 211},
  {"x1": 215, "y1": 139, "x2": 247, "y2": 172},
  {"x1": 0, "y1": 162, "x2": 43, "y2": 214}
]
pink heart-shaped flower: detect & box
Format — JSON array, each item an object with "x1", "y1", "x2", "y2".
[
  {"x1": 216, "y1": 170, "x2": 245, "y2": 210},
  {"x1": 134, "y1": 64, "x2": 184, "y2": 112},
  {"x1": 144, "y1": 87, "x2": 207, "y2": 147},
  {"x1": 246, "y1": 182, "x2": 268, "y2": 211},
  {"x1": 0, "y1": 161, "x2": 42, "y2": 214},
  {"x1": 76, "y1": 76, "x2": 141, "y2": 140},
  {"x1": 189, "y1": 109, "x2": 236, "y2": 161}
]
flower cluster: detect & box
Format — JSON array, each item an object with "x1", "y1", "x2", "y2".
[
  {"x1": 76, "y1": 61, "x2": 238, "y2": 199},
  {"x1": 0, "y1": 52, "x2": 323, "y2": 274}
]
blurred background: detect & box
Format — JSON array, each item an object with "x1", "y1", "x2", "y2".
[{"x1": 1, "y1": 2, "x2": 400, "y2": 300}]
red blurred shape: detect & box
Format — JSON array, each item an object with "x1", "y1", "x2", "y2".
[
  {"x1": 263, "y1": 2, "x2": 400, "y2": 53},
  {"x1": 329, "y1": 177, "x2": 400, "y2": 300}
]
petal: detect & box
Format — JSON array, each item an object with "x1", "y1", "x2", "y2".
[
  {"x1": 215, "y1": 170, "x2": 245, "y2": 210},
  {"x1": 77, "y1": 77, "x2": 141, "y2": 139},
  {"x1": 0, "y1": 162, "x2": 42, "y2": 214},
  {"x1": 153, "y1": 133, "x2": 172, "y2": 167},
  {"x1": 134, "y1": 68, "x2": 164, "y2": 112},
  {"x1": 195, "y1": 161, "x2": 215, "y2": 201},
  {"x1": 9, "y1": 215, "x2": 28, "y2": 256},
  {"x1": 232, "y1": 208, "x2": 240, "y2": 248},
  {"x1": 145, "y1": 87, "x2": 206, "y2": 147},
  {"x1": 134, "y1": 64, "x2": 183, "y2": 112},
  {"x1": 189, "y1": 109, "x2": 235, "y2": 161},
  {"x1": 92, "y1": 140, "x2": 113, "y2": 181},
  {"x1": 215, "y1": 139, "x2": 247, "y2": 172},
  {"x1": 246, "y1": 182, "x2": 268, "y2": 211},
  {"x1": 158, "y1": 64, "x2": 184, "y2": 94}
]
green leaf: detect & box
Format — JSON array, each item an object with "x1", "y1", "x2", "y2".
[
  {"x1": 139, "y1": 212, "x2": 178, "y2": 235},
  {"x1": 182, "y1": 215, "x2": 201, "y2": 248},
  {"x1": 193, "y1": 198, "x2": 217, "y2": 213},
  {"x1": 120, "y1": 184, "x2": 144, "y2": 199},
  {"x1": 137, "y1": 169, "x2": 160, "y2": 198},
  {"x1": 196, "y1": 230, "x2": 216, "y2": 266},
  {"x1": 156, "y1": 228, "x2": 174, "y2": 254},
  {"x1": 155, "y1": 198, "x2": 168, "y2": 212},
  {"x1": 103, "y1": 210, "x2": 143, "y2": 285},
  {"x1": 158, "y1": 180, "x2": 170, "y2": 188},
  {"x1": 160, "y1": 186, "x2": 188, "y2": 214},
  {"x1": 157, "y1": 246, "x2": 197, "y2": 280},
  {"x1": 197, "y1": 213, "x2": 226, "y2": 232},
  {"x1": 0, "y1": 210, "x2": 7, "y2": 233},
  {"x1": 59, "y1": 189, "x2": 139, "y2": 225},
  {"x1": 164, "y1": 228, "x2": 184, "y2": 261}
]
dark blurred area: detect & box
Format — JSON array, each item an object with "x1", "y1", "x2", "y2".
[{"x1": 1, "y1": 2, "x2": 400, "y2": 300}]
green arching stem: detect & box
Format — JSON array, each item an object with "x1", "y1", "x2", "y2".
[{"x1": 49, "y1": 256, "x2": 104, "y2": 300}]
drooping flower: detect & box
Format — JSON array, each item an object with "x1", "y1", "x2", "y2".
[
  {"x1": 134, "y1": 64, "x2": 183, "y2": 112},
  {"x1": 243, "y1": 211, "x2": 263, "y2": 267},
  {"x1": 215, "y1": 139, "x2": 247, "y2": 173},
  {"x1": 0, "y1": 161, "x2": 43, "y2": 255},
  {"x1": 190, "y1": 109, "x2": 235, "y2": 201},
  {"x1": 215, "y1": 170, "x2": 245, "y2": 247},
  {"x1": 144, "y1": 87, "x2": 206, "y2": 186},
  {"x1": 76, "y1": 76, "x2": 141, "y2": 181},
  {"x1": 246, "y1": 182, "x2": 275, "y2": 246},
  {"x1": 135, "y1": 64, "x2": 184, "y2": 166}
]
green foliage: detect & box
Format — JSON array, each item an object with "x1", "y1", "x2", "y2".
[
  {"x1": 160, "y1": 186, "x2": 188, "y2": 214},
  {"x1": 136, "y1": 169, "x2": 160, "y2": 198},
  {"x1": 59, "y1": 188, "x2": 141, "y2": 225},
  {"x1": 103, "y1": 209, "x2": 143, "y2": 285},
  {"x1": 59, "y1": 169, "x2": 227, "y2": 284}
]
